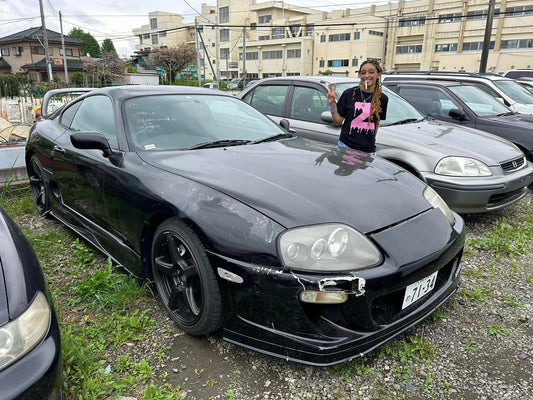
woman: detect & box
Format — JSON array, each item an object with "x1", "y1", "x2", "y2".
[{"x1": 327, "y1": 60, "x2": 388, "y2": 153}]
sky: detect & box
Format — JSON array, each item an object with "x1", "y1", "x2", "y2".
[{"x1": 0, "y1": 0, "x2": 395, "y2": 58}]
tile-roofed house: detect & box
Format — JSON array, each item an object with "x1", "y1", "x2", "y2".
[{"x1": 0, "y1": 26, "x2": 85, "y2": 83}]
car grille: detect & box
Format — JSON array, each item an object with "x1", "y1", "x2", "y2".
[{"x1": 500, "y1": 156, "x2": 525, "y2": 172}]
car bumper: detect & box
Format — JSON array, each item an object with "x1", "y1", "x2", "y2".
[
  {"x1": 212, "y1": 208, "x2": 465, "y2": 366},
  {"x1": 421, "y1": 164, "x2": 533, "y2": 213},
  {"x1": 0, "y1": 310, "x2": 62, "y2": 400}
]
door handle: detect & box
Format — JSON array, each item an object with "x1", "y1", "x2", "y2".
[{"x1": 53, "y1": 146, "x2": 65, "y2": 154}]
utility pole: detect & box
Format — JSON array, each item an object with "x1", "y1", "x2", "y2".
[
  {"x1": 242, "y1": 26, "x2": 246, "y2": 86},
  {"x1": 195, "y1": 19, "x2": 202, "y2": 87},
  {"x1": 59, "y1": 11, "x2": 69, "y2": 84},
  {"x1": 38, "y1": 0, "x2": 53, "y2": 86},
  {"x1": 479, "y1": 0, "x2": 496, "y2": 73}
]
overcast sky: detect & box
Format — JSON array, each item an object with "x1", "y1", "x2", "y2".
[{"x1": 0, "y1": 0, "x2": 395, "y2": 58}]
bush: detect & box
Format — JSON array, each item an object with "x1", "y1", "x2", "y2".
[{"x1": 0, "y1": 74, "x2": 23, "y2": 97}]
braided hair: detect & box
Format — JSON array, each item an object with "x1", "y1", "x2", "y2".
[{"x1": 351, "y1": 60, "x2": 384, "y2": 123}]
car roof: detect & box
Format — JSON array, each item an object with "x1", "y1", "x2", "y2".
[
  {"x1": 382, "y1": 71, "x2": 512, "y2": 82},
  {"x1": 383, "y1": 80, "x2": 470, "y2": 88},
  {"x1": 249, "y1": 76, "x2": 358, "y2": 85}
]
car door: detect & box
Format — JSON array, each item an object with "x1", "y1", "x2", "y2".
[{"x1": 50, "y1": 95, "x2": 121, "y2": 242}]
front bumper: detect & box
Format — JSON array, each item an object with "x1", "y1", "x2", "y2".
[
  {"x1": 421, "y1": 163, "x2": 533, "y2": 213},
  {"x1": 212, "y1": 208, "x2": 465, "y2": 366}
]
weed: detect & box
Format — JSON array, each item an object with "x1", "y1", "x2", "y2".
[
  {"x1": 461, "y1": 339, "x2": 476, "y2": 350},
  {"x1": 227, "y1": 389, "x2": 238, "y2": 400},
  {"x1": 116, "y1": 353, "x2": 133, "y2": 374},
  {"x1": 458, "y1": 287, "x2": 490, "y2": 302},
  {"x1": 429, "y1": 308, "x2": 449, "y2": 322},
  {"x1": 134, "y1": 359, "x2": 152, "y2": 384},
  {"x1": 487, "y1": 324, "x2": 509, "y2": 338},
  {"x1": 331, "y1": 357, "x2": 373, "y2": 381},
  {"x1": 502, "y1": 295, "x2": 527, "y2": 308},
  {"x1": 156, "y1": 346, "x2": 171, "y2": 361},
  {"x1": 422, "y1": 372, "x2": 433, "y2": 392},
  {"x1": 203, "y1": 379, "x2": 218, "y2": 387},
  {"x1": 142, "y1": 383, "x2": 183, "y2": 400},
  {"x1": 195, "y1": 368, "x2": 204, "y2": 377}
]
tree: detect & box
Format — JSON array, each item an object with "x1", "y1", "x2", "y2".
[
  {"x1": 148, "y1": 44, "x2": 197, "y2": 84},
  {"x1": 101, "y1": 38, "x2": 117, "y2": 56},
  {"x1": 83, "y1": 52, "x2": 126, "y2": 87},
  {"x1": 69, "y1": 28, "x2": 101, "y2": 58}
]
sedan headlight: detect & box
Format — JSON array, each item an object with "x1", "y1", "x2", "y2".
[
  {"x1": 279, "y1": 224, "x2": 382, "y2": 272},
  {"x1": 435, "y1": 157, "x2": 491, "y2": 177},
  {"x1": 0, "y1": 292, "x2": 50, "y2": 372},
  {"x1": 424, "y1": 186, "x2": 455, "y2": 225}
]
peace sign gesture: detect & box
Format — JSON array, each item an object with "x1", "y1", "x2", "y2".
[{"x1": 327, "y1": 83, "x2": 337, "y2": 106}]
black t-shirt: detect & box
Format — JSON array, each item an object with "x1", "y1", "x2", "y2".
[{"x1": 337, "y1": 87, "x2": 389, "y2": 152}]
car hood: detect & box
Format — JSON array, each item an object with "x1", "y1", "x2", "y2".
[
  {"x1": 381, "y1": 118, "x2": 522, "y2": 163},
  {"x1": 139, "y1": 138, "x2": 435, "y2": 233},
  {"x1": 484, "y1": 112, "x2": 533, "y2": 130},
  {"x1": 510, "y1": 102, "x2": 533, "y2": 114}
]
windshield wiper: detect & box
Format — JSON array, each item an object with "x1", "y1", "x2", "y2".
[
  {"x1": 386, "y1": 118, "x2": 420, "y2": 126},
  {"x1": 189, "y1": 139, "x2": 251, "y2": 149},
  {"x1": 251, "y1": 133, "x2": 294, "y2": 144},
  {"x1": 497, "y1": 111, "x2": 517, "y2": 116}
]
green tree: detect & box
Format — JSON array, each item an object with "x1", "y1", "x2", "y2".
[
  {"x1": 83, "y1": 53, "x2": 126, "y2": 87},
  {"x1": 148, "y1": 44, "x2": 197, "y2": 84},
  {"x1": 69, "y1": 28, "x2": 101, "y2": 58},
  {"x1": 71, "y1": 71, "x2": 84, "y2": 87},
  {"x1": 101, "y1": 38, "x2": 117, "y2": 56}
]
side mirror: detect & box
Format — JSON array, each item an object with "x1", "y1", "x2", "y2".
[
  {"x1": 321, "y1": 111, "x2": 334, "y2": 123},
  {"x1": 448, "y1": 108, "x2": 469, "y2": 121},
  {"x1": 71, "y1": 132, "x2": 113, "y2": 158},
  {"x1": 279, "y1": 119, "x2": 290, "y2": 131}
]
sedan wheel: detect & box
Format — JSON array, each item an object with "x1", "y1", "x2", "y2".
[
  {"x1": 29, "y1": 155, "x2": 50, "y2": 215},
  {"x1": 152, "y1": 218, "x2": 222, "y2": 335}
]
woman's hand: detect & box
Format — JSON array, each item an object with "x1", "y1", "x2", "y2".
[{"x1": 327, "y1": 83, "x2": 337, "y2": 106}]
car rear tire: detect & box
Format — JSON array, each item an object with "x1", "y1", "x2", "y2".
[
  {"x1": 29, "y1": 155, "x2": 50, "y2": 215},
  {"x1": 152, "y1": 217, "x2": 222, "y2": 335}
]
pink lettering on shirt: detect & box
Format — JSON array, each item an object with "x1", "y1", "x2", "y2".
[{"x1": 349, "y1": 101, "x2": 375, "y2": 135}]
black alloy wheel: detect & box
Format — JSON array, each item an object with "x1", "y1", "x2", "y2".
[
  {"x1": 29, "y1": 155, "x2": 50, "y2": 215},
  {"x1": 152, "y1": 218, "x2": 222, "y2": 335}
]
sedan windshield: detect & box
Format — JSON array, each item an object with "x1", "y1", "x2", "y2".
[
  {"x1": 334, "y1": 82, "x2": 425, "y2": 126},
  {"x1": 448, "y1": 85, "x2": 511, "y2": 116},
  {"x1": 124, "y1": 94, "x2": 285, "y2": 151},
  {"x1": 492, "y1": 80, "x2": 533, "y2": 104}
]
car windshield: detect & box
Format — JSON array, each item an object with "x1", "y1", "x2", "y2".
[
  {"x1": 492, "y1": 79, "x2": 533, "y2": 104},
  {"x1": 334, "y1": 82, "x2": 425, "y2": 125},
  {"x1": 124, "y1": 94, "x2": 285, "y2": 151},
  {"x1": 448, "y1": 85, "x2": 511, "y2": 116}
]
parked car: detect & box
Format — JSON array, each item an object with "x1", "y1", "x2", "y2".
[
  {"x1": 382, "y1": 71, "x2": 533, "y2": 114},
  {"x1": 0, "y1": 206, "x2": 62, "y2": 399},
  {"x1": 502, "y1": 69, "x2": 533, "y2": 79},
  {"x1": 26, "y1": 85, "x2": 465, "y2": 366},
  {"x1": 238, "y1": 76, "x2": 533, "y2": 213},
  {"x1": 227, "y1": 78, "x2": 244, "y2": 91},
  {"x1": 245, "y1": 79, "x2": 260, "y2": 88},
  {"x1": 516, "y1": 79, "x2": 533, "y2": 96},
  {"x1": 382, "y1": 79, "x2": 533, "y2": 161},
  {"x1": 202, "y1": 82, "x2": 220, "y2": 90}
]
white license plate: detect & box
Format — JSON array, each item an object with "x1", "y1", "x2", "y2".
[{"x1": 402, "y1": 271, "x2": 438, "y2": 310}]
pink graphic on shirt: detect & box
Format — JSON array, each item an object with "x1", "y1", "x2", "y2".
[
  {"x1": 349, "y1": 101, "x2": 375, "y2": 136},
  {"x1": 342, "y1": 150, "x2": 365, "y2": 166}
]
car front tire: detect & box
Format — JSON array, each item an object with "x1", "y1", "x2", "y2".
[{"x1": 28, "y1": 155, "x2": 50, "y2": 215}]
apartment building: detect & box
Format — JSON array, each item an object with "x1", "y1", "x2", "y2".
[
  {"x1": 0, "y1": 27, "x2": 85, "y2": 83},
  {"x1": 133, "y1": 0, "x2": 533, "y2": 80}
]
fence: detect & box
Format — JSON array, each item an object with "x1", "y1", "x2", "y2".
[{"x1": 0, "y1": 97, "x2": 42, "y2": 124}]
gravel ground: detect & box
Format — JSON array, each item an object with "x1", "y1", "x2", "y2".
[{"x1": 114, "y1": 190, "x2": 532, "y2": 400}]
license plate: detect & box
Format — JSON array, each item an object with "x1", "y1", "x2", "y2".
[{"x1": 402, "y1": 271, "x2": 438, "y2": 310}]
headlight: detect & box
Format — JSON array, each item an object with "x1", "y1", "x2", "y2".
[
  {"x1": 278, "y1": 224, "x2": 382, "y2": 272},
  {"x1": 0, "y1": 292, "x2": 50, "y2": 372},
  {"x1": 424, "y1": 186, "x2": 455, "y2": 225},
  {"x1": 435, "y1": 157, "x2": 491, "y2": 176}
]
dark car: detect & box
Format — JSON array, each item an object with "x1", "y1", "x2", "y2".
[
  {"x1": 25, "y1": 85, "x2": 464, "y2": 366},
  {"x1": 0, "y1": 206, "x2": 62, "y2": 399},
  {"x1": 382, "y1": 80, "x2": 533, "y2": 161},
  {"x1": 237, "y1": 76, "x2": 533, "y2": 214}
]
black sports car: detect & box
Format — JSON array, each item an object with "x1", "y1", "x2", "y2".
[
  {"x1": 25, "y1": 86, "x2": 464, "y2": 366},
  {"x1": 0, "y1": 206, "x2": 62, "y2": 399}
]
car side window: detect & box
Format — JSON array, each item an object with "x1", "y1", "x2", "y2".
[
  {"x1": 244, "y1": 85, "x2": 289, "y2": 116},
  {"x1": 60, "y1": 101, "x2": 82, "y2": 127},
  {"x1": 289, "y1": 86, "x2": 329, "y2": 123},
  {"x1": 398, "y1": 87, "x2": 451, "y2": 117},
  {"x1": 69, "y1": 96, "x2": 117, "y2": 148},
  {"x1": 469, "y1": 82, "x2": 501, "y2": 99}
]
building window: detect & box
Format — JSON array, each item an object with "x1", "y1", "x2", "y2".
[
  {"x1": 151, "y1": 34, "x2": 158, "y2": 44},
  {"x1": 258, "y1": 15, "x2": 272, "y2": 24},
  {"x1": 262, "y1": 50, "x2": 283, "y2": 59},
  {"x1": 369, "y1": 30, "x2": 384, "y2": 37},
  {"x1": 319, "y1": 60, "x2": 325, "y2": 68},
  {"x1": 463, "y1": 41, "x2": 495, "y2": 51},
  {"x1": 220, "y1": 48, "x2": 229, "y2": 59},
  {"x1": 212, "y1": 43, "x2": 216, "y2": 47},
  {"x1": 287, "y1": 49, "x2": 301, "y2": 58},
  {"x1": 506, "y1": 5, "x2": 533, "y2": 16},
  {"x1": 1, "y1": 48, "x2": 9, "y2": 56},
  {"x1": 60, "y1": 48, "x2": 73, "y2": 56},
  {"x1": 501, "y1": 39, "x2": 533, "y2": 49},
  {"x1": 435, "y1": 43, "x2": 458, "y2": 52},
  {"x1": 258, "y1": 35, "x2": 270, "y2": 41},
  {"x1": 159, "y1": 31, "x2": 167, "y2": 38},
  {"x1": 219, "y1": 6, "x2": 229, "y2": 23},
  {"x1": 305, "y1": 24, "x2": 314, "y2": 36},
  {"x1": 329, "y1": 33, "x2": 351, "y2": 42},
  {"x1": 399, "y1": 17, "x2": 425, "y2": 27},
  {"x1": 272, "y1": 27, "x2": 284, "y2": 39},
  {"x1": 354, "y1": 31, "x2": 360, "y2": 40},
  {"x1": 143, "y1": 33, "x2": 150, "y2": 39},
  {"x1": 246, "y1": 52, "x2": 259, "y2": 60},
  {"x1": 327, "y1": 59, "x2": 349, "y2": 67},
  {"x1": 352, "y1": 58, "x2": 358, "y2": 67},
  {"x1": 220, "y1": 29, "x2": 229, "y2": 42},
  {"x1": 289, "y1": 25, "x2": 300, "y2": 37},
  {"x1": 31, "y1": 46, "x2": 45, "y2": 55},
  {"x1": 320, "y1": 35, "x2": 326, "y2": 43},
  {"x1": 438, "y1": 12, "x2": 462, "y2": 23},
  {"x1": 466, "y1": 9, "x2": 500, "y2": 20},
  {"x1": 250, "y1": 23, "x2": 257, "y2": 30},
  {"x1": 13, "y1": 46, "x2": 23, "y2": 55},
  {"x1": 150, "y1": 18, "x2": 157, "y2": 29},
  {"x1": 395, "y1": 45, "x2": 423, "y2": 54}
]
